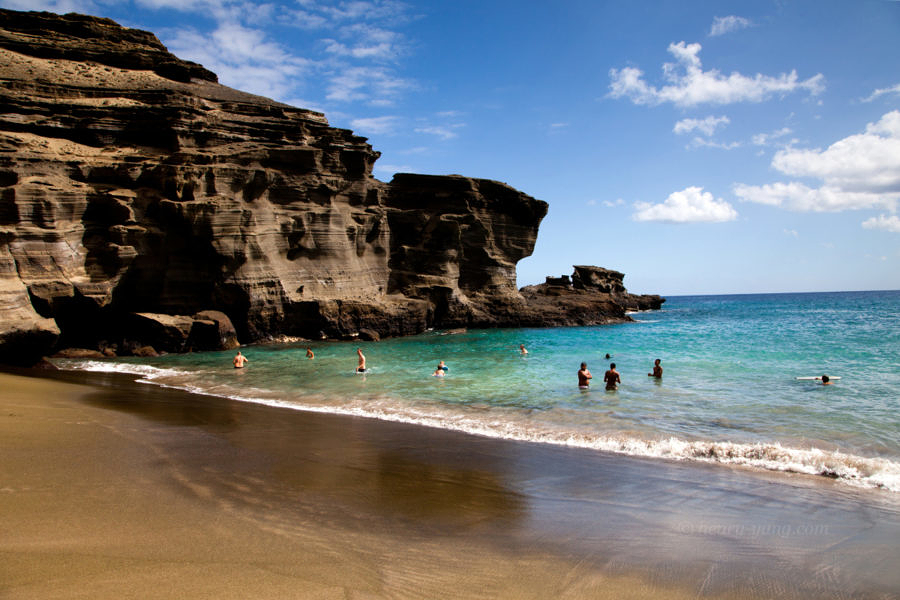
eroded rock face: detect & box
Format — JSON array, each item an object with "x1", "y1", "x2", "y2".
[
  {"x1": 0, "y1": 9, "x2": 660, "y2": 364},
  {"x1": 519, "y1": 266, "x2": 665, "y2": 326}
]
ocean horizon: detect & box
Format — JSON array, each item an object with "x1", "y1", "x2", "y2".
[{"x1": 54, "y1": 289, "x2": 900, "y2": 493}]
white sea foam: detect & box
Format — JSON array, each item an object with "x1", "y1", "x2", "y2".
[
  {"x1": 53, "y1": 359, "x2": 185, "y2": 380},
  {"x1": 52, "y1": 358, "x2": 900, "y2": 493}
]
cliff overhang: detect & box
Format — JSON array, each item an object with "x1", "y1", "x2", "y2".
[{"x1": 0, "y1": 9, "x2": 662, "y2": 365}]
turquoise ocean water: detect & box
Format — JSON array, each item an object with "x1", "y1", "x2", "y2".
[{"x1": 56, "y1": 290, "x2": 900, "y2": 491}]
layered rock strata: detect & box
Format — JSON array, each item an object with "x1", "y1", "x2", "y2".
[{"x1": 0, "y1": 9, "x2": 661, "y2": 365}]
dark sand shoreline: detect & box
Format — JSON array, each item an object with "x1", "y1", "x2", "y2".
[{"x1": 3, "y1": 369, "x2": 899, "y2": 599}]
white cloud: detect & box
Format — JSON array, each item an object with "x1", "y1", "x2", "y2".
[
  {"x1": 326, "y1": 65, "x2": 413, "y2": 104},
  {"x1": 709, "y1": 16, "x2": 752, "y2": 37},
  {"x1": 609, "y1": 42, "x2": 824, "y2": 107},
  {"x1": 633, "y1": 186, "x2": 738, "y2": 223},
  {"x1": 322, "y1": 25, "x2": 406, "y2": 61},
  {"x1": 861, "y1": 83, "x2": 900, "y2": 103},
  {"x1": 687, "y1": 137, "x2": 741, "y2": 150},
  {"x1": 752, "y1": 127, "x2": 794, "y2": 146},
  {"x1": 166, "y1": 24, "x2": 311, "y2": 99},
  {"x1": 137, "y1": 0, "x2": 416, "y2": 109},
  {"x1": 2, "y1": 0, "x2": 95, "y2": 10},
  {"x1": 733, "y1": 182, "x2": 896, "y2": 212},
  {"x1": 783, "y1": 229, "x2": 799, "y2": 237},
  {"x1": 735, "y1": 111, "x2": 900, "y2": 212},
  {"x1": 308, "y1": 0, "x2": 411, "y2": 23},
  {"x1": 350, "y1": 116, "x2": 401, "y2": 135},
  {"x1": 414, "y1": 125, "x2": 462, "y2": 140},
  {"x1": 673, "y1": 115, "x2": 730, "y2": 136},
  {"x1": 862, "y1": 214, "x2": 900, "y2": 233}
]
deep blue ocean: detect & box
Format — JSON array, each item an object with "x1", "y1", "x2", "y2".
[{"x1": 56, "y1": 290, "x2": 900, "y2": 491}]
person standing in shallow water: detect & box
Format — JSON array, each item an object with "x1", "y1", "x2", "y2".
[
  {"x1": 604, "y1": 363, "x2": 620, "y2": 390},
  {"x1": 578, "y1": 362, "x2": 592, "y2": 389},
  {"x1": 648, "y1": 359, "x2": 662, "y2": 379},
  {"x1": 306, "y1": 347, "x2": 314, "y2": 359},
  {"x1": 233, "y1": 351, "x2": 248, "y2": 369}
]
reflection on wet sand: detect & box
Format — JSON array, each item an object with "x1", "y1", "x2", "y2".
[
  {"x1": 70, "y1": 369, "x2": 527, "y2": 537},
  {"x1": 5, "y1": 369, "x2": 900, "y2": 599}
]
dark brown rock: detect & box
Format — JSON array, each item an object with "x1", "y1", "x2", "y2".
[
  {"x1": 192, "y1": 310, "x2": 240, "y2": 350},
  {"x1": 0, "y1": 9, "x2": 662, "y2": 362},
  {"x1": 519, "y1": 266, "x2": 665, "y2": 327},
  {"x1": 358, "y1": 328, "x2": 380, "y2": 342},
  {"x1": 52, "y1": 347, "x2": 104, "y2": 359}
]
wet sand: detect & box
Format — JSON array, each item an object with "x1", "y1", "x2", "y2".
[{"x1": 2, "y1": 370, "x2": 899, "y2": 599}]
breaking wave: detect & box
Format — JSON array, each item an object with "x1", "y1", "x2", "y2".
[{"x1": 54, "y1": 358, "x2": 900, "y2": 493}]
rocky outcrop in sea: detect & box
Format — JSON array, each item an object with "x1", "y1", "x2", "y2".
[{"x1": 0, "y1": 9, "x2": 662, "y2": 365}]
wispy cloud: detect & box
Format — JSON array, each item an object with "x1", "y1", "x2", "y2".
[
  {"x1": 414, "y1": 125, "x2": 463, "y2": 140},
  {"x1": 137, "y1": 0, "x2": 417, "y2": 110},
  {"x1": 861, "y1": 83, "x2": 900, "y2": 103},
  {"x1": 2, "y1": 0, "x2": 95, "y2": 11},
  {"x1": 734, "y1": 110, "x2": 900, "y2": 212},
  {"x1": 687, "y1": 137, "x2": 741, "y2": 150},
  {"x1": 752, "y1": 127, "x2": 794, "y2": 147},
  {"x1": 325, "y1": 65, "x2": 413, "y2": 104},
  {"x1": 166, "y1": 23, "x2": 312, "y2": 99},
  {"x1": 609, "y1": 42, "x2": 825, "y2": 107},
  {"x1": 709, "y1": 16, "x2": 752, "y2": 37},
  {"x1": 350, "y1": 115, "x2": 401, "y2": 135},
  {"x1": 633, "y1": 186, "x2": 738, "y2": 223},
  {"x1": 674, "y1": 115, "x2": 730, "y2": 136}
]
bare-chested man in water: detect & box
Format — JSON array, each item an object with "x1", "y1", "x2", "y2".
[{"x1": 604, "y1": 363, "x2": 621, "y2": 390}]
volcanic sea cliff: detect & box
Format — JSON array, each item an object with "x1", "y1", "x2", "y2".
[{"x1": 0, "y1": 9, "x2": 662, "y2": 365}]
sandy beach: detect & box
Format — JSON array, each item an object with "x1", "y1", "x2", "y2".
[{"x1": 2, "y1": 369, "x2": 899, "y2": 599}]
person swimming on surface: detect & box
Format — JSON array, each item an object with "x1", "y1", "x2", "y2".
[
  {"x1": 821, "y1": 374, "x2": 832, "y2": 385},
  {"x1": 604, "y1": 363, "x2": 620, "y2": 390},
  {"x1": 433, "y1": 365, "x2": 445, "y2": 377},
  {"x1": 578, "y1": 362, "x2": 592, "y2": 389},
  {"x1": 438, "y1": 360, "x2": 448, "y2": 372},
  {"x1": 648, "y1": 358, "x2": 662, "y2": 379},
  {"x1": 356, "y1": 347, "x2": 366, "y2": 373},
  {"x1": 520, "y1": 344, "x2": 528, "y2": 355},
  {"x1": 233, "y1": 351, "x2": 248, "y2": 369}
]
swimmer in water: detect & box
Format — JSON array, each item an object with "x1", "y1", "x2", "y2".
[
  {"x1": 356, "y1": 347, "x2": 366, "y2": 373},
  {"x1": 648, "y1": 358, "x2": 662, "y2": 379},
  {"x1": 578, "y1": 362, "x2": 592, "y2": 389},
  {"x1": 306, "y1": 347, "x2": 314, "y2": 359},
  {"x1": 233, "y1": 351, "x2": 248, "y2": 369},
  {"x1": 604, "y1": 363, "x2": 621, "y2": 390}
]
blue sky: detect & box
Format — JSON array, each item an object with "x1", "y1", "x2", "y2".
[{"x1": 6, "y1": 0, "x2": 900, "y2": 295}]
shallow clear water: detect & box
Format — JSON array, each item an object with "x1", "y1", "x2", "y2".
[{"x1": 57, "y1": 290, "x2": 900, "y2": 491}]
